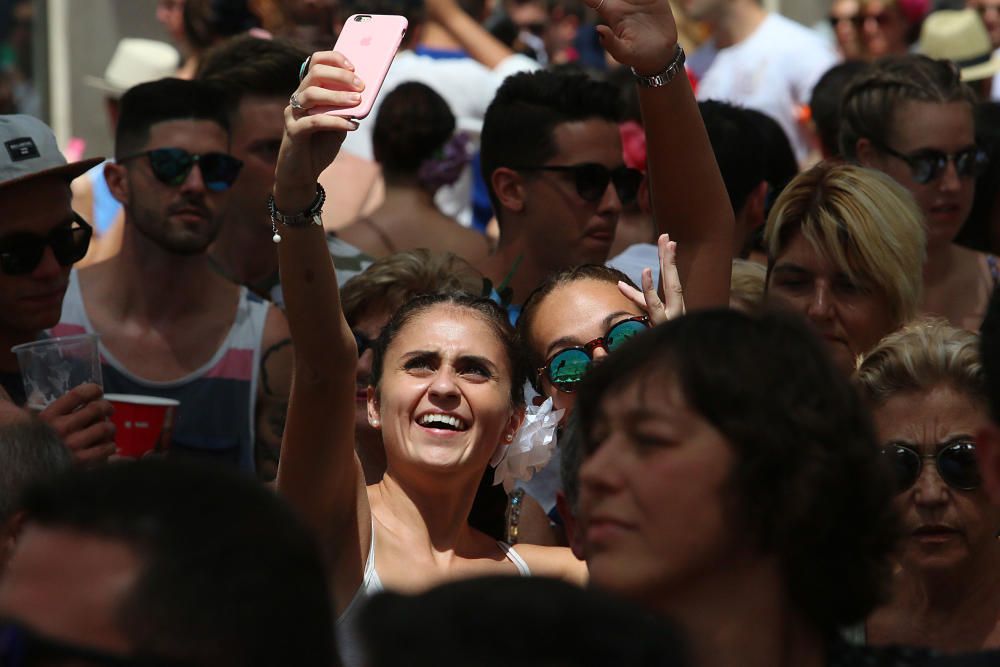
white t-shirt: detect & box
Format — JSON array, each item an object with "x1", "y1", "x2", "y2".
[
  {"x1": 339, "y1": 50, "x2": 539, "y2": 160},
  {"x1": 689, "y1": 13, "x2": 838, "y2": 163},
  {"x1": 338, "y1": 49, "x2": 539, "y2": 225}
]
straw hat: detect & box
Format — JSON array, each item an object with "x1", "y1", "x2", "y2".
[
  {"x1": 84, "y1": 38, "x2": 180, "y2": 97},
  {"x1": 920, "y1": 9, "x2": 1000, "y2": 82}
]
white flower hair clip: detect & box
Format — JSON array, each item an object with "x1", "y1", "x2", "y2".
[{"x1": 491, "y1": 397, "x2": 565, "y2": 492}]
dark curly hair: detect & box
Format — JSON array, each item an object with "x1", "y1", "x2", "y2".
[
  {"x1": 370, "y1": 292, "x2": 526, "y2": 407},
  {"x1": 571, "y1": 308, "x2": 900, "y2": 637},
  {"x1": 480, "y1": 70, "x2": 621, "y2": 222},
  {"x1": 373, "y1": 82, "x2": 456, "y2": 180},
  {"x1": 515, "y1": 264, "x2": 637, "y2": 394}
]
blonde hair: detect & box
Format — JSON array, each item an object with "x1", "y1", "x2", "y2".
[
  {"x1": 730, "y1": 259, "x2": 767, "y2": 311},
  {"x1": 855, "y1": 318, "x2": 986, "y2": 407},
  {"x1": 764, "y1": 162, "x2": 926, "y2": 327},
  {"x1": 341, "y1": 249, "x2": 483, "y2": 324}
]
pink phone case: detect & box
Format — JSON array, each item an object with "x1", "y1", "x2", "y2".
[{"x1": 322, "y1": 14, "x2": 408, "y2": 120}]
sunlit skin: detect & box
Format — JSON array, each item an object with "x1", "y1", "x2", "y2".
[
  {"x1": 528, "y1": 279, "x2": 645, "y2": 417},
  {"x1": 0, "y1": 527, "x2": 140, "y2": 654},
  {"x1": 111, "y1": 120, "x2": 232, "y2": 255},
  {"x1": 578, "y1": 375, "x2": 745, "y2": 607},
  {"x1": 368, "y1": 305, "x2": 521, "y2": 484},
  {"x1": 868, "y1": 386, "x2": 1000, "y2": 651},
  {"x1": 767, "y1": 231, "x2": 897, "y2": 376}
]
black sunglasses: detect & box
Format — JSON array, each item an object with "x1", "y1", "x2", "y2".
[
  {"x1": 0, "y1": 619, "x2": 186, "y2": 667},
  {"x1": 513, "y1": 163, "x2": 642, "y2": 206},
  {"x1": 118, "y1": 148, "x2": 243, "y2": 192},
  {"x1": 0, "y1": 213, "x2": 92, "y2": 276},
  {"x1": 881, "y1": 439, "x2": 981, "y2": 493},
  {"x1": 874, "y1": 142, "x2": 989, "y2": 185},
  {"x1": 539, "y1": 316, "x2": 650, "y2": 393}
]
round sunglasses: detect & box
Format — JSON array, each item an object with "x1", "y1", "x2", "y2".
[
  {"x1": 118, "y1": 147, "x2": 243, "y2": 192},
  {"x1": 0, "y1": 213, "x2": 92, "y2": 276},
  {"x1": 540, "y1": 316, "x2": 650, "y2": 393},
  {"x1": 881, "y1": 439, "x2": 980, "y2": 493},
  {"x1": 874, "y1": 143, "x2": 989, "y2": 185}
]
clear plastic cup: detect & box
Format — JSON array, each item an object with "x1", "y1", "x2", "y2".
[{"x1": 12, "y1": 334, "x2": 103, "y2": 410}]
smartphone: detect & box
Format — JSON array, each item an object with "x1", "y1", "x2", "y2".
[{"x1": 321, "y1": 14, "x2": 408, "y2": 120}]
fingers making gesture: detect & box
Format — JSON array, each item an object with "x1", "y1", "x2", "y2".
[{"x1": 618, "y1": 234, "x2": 686, "y2": 326}]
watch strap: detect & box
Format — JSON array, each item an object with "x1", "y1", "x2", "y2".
[{"x1": 631, "y1": 45, "x2": 686, "y2": 88}]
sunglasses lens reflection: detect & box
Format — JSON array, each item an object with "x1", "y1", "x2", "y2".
[
  {"x1": 547, "y1": 348, "x2": 591, "y2": 389},
  {"x1": 606, "y1": 319, "x2": 648, "y2": 351},
  {"x1": 939, "y1": 441, "x2": 980, "y2": 490}
]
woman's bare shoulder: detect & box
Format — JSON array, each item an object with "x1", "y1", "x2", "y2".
[{"x1": 514, "y1": 543, "x2": 588, "y2": 586}]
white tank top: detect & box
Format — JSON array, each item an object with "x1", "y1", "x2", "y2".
[{"x1": 336, "y1": 522, "x2": 532, "y2": 666}]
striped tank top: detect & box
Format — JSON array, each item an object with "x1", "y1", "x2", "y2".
[{"x1": 52, "y1": 270, "x2": 269, "y2": 473}]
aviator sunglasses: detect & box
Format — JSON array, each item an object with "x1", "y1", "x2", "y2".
[
  {"x1": 881, "y1": 439, "x2": 981, "y2": 493},
  {"x1": 0, "y1": 213, "x2": 92, "y2": 276},
  {"x1": 540, "y1": 316, "x2": 650, "y2": 392},
  {"x1": 513, "y1": 163, "x2": 643, "y2": 206},
  {"x1": 118, "y1": 148, "x2": 243, "y2": 192},
  {"x1": 874, "y1": 143, "x2": 989, "y2": 185}
]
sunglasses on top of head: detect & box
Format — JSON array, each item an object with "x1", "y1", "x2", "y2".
[
  {"x1": 881, "y1": 439, "x2": 981, "y2": 493},
  {"x1": 0, "y1": 213, "x2": 92, "y2": 276},
  {"x1": 539, "y1": 316, "x2": 650, "y2": 393},
  {"x1": 117, "y1": 148, "x2": 243, "y2": 192},
  {"x1": 874, "y1": 142, "x2": 989, "y2": 185},
  {"x1": 513, "y1": 163, "x2": 643, "y2": 206}
]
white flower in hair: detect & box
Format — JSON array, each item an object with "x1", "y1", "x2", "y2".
[{"x1": 491, "y1": 397, "x2": 564, "y2": 493}]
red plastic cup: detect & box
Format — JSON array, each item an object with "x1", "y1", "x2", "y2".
[{"x1": 106, "y1": 394, "x2": 180, "y2": 458}]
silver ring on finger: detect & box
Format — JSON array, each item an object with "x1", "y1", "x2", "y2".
[{"x1": 290, "y1": 92, "x2": 305, "y2": 111}]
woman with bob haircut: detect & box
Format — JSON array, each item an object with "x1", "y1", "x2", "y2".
[
  {"x1": 856, "y1": 320, "x2": 1000, "y2": 652},
  {"x1": 571, "y1": 307, "x2": 916, "y2": 666},
  {"x1": 764, "y1": 161, "x2": 927, "y2": 375},
  {"x1": 840, "y1": 55, "x2": 994, "y2": 330}
]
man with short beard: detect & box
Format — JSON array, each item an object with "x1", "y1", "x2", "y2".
[{"x1": 52, "y1": 78, "x2": 292, "y2": 481}]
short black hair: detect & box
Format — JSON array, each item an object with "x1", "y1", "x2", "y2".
[
  {"x1": 699, "y1": 100, "x2": 767, "y2": 215},
  {"x1": 480, "y1": 69, "x2": 621, "y2": 221},
  {"x1": 114, "y1": 78, "x2": 231, "y2": 160},
  {"x1": 572, "y1": 308, "x2": 899, "y2": 637},
  {"x1": 0, "y1": 416, "x2": 70, "y2": 522},
  {"x1": 373, "y1": 82, "x2": 455, "y2": 178},
  {"x1": 197, "y1": 34, "x2": 307, "y2": 102},
  {"x1": 360, "y1": 576, "x2": 689, "y2": 667},
  {"x1": 810, "y1": 61, "x2": 870, "y2": 159},
  {"x1": 21, "y1": 459, "x2": 336, "y2": 667},
  {"x1": 981, "y1": 288, "x2": 1000, "y2": 422}
]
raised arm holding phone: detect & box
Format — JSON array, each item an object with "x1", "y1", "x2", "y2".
[{"x1": 275, "y1": 0, "x2": 721, "y2": 662}]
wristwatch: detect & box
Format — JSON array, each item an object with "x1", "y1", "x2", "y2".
[
  {"x1": 268, "y1": 184, "x2": 326, "y2": 243},
  {"x1": 631, "y1": 45, "x2": 686, "y2": 88}
]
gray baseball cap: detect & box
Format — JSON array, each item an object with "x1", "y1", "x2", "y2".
[{"x1": 0, "y1": 115, "x2": 102, "y2": 190}]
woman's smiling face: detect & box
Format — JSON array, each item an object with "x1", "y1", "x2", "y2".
[{"x1": 370, "y1": 304, "x2": 523, "y2": 478}]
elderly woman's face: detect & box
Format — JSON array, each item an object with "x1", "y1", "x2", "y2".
[
  {"x1": 873, "y1": 385, "x2": 1000, "y2": 573},
  {"x1": 767, "y1": 231, "x2": 898, "y2": 375},
  {"x1": 577, "y1": 374, "x2": 739, "y2": 606}
]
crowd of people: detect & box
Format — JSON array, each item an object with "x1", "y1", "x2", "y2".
[{"x1": 4, "y1": 0, "x2": 1000, "y2": 664}]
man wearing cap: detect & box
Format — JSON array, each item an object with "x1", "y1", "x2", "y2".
[
  {"x1": 0, "y1": 114, "x2": 116, "y2": 464},
  {"x1": 52, "y1": 77, "x2": 291, "y2": 481}
]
